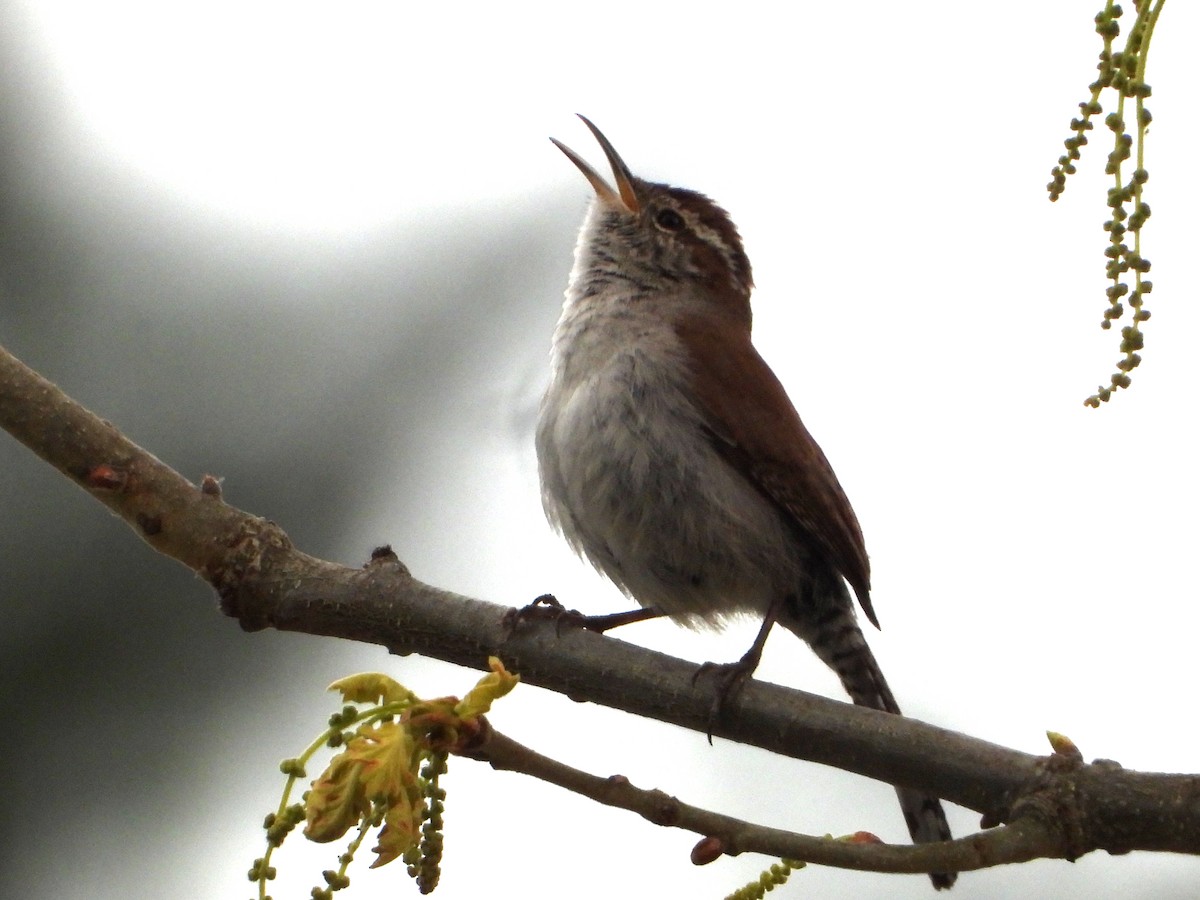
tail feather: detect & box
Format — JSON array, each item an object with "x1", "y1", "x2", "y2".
[{"x1": 781, "y1": 594, "x2": 957, "y2": 890}]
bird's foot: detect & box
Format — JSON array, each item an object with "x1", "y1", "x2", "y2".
[
  {"x1": 502, "y1": 594, "x2": 582, "y2": 637},
  {"x1": 503, "y1": 595, "x2": 663, "y2": 637},
  {"x1": 692, "y1": 649, "x2": 762, "y2": 743}
]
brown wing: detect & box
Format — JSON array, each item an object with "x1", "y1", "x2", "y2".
[{"x1": 676, "y1": 314, "x2": 878, "y2": 628}]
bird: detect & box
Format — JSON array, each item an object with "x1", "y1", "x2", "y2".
[{"x1": 534, "y1": 115, "x2": 955, "y2": 889}]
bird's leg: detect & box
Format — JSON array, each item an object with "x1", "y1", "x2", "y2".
[
  {"x1": 693, "y1": 596, "x2": 783, "y2": 738},
  {"x1": 572, "y1": 605, "x2": 665, "y2": 633},
  {"x1": 504, "y1": 594, "x2": 664, "y2": 636}
]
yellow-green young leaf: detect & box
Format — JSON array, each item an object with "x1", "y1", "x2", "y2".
[
  {"x1": 328, "y1": 673, "x2": 416, "y2": 706},
  {"x1": 354, "y1": 722, "x2": 421, "y2": 804},
  {"x1": 305, "y1": 722, "x2": 418, "y2": 843},
  {"x1": 454, "y1": 657, "x2": 519, "y2": 719},
  {"x1": 370, "y1": 802, "x2": 424, "y2": 869},
  {"x1": 305, "y1": 751, "x2": 372, "y2": 843}
]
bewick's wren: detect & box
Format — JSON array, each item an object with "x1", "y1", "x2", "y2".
[{"x1": 535, "y1": 116, "x2": 955, "y2": 889}]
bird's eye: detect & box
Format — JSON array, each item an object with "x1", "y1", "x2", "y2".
[{"x1": 654, "y1": 208, "x2": 685, "y2": 232}]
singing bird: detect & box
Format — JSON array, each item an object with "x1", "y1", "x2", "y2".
[{"x1": 534, "y1": 116, "x2": 955, "y2": 889}]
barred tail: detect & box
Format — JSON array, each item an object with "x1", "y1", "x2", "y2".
[{"x1": 780, "y1": 596, "x2": 957, "y2": 890}]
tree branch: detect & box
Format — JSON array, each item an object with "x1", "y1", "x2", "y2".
[
  {"x1": 4, "y1": 339, "x2": 1200, "y2": 878},
  {"x1": 466, "y1": 723, "x2": 1057, "y2": 877}
]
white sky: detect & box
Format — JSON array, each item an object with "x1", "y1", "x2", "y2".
[{"x1": 9, "y1": 2, "x2": 1199, "y2": 899}]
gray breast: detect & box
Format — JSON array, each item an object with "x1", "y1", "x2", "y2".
[{"x1": 537, "y1": 339, "x2": 807, "y2": 629}]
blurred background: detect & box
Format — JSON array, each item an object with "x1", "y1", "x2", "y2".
[{"x1": 2, "y1": 2, "x2": 1197, "y2": 898}]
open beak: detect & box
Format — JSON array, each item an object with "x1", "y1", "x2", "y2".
[{"x1": 550, "y1": 115, "x2": 641, "y2": 215}]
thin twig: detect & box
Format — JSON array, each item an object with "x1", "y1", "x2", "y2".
[{"x1": 466, "y1": 724, "x2": 1059, "y2": 877}]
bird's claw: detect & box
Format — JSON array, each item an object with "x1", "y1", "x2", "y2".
[
  {"x1": 504, "y1": 596, "x2": 662, "y2": 637},
  {"x1": 692, "y1": 656, "x2": 757, "y2": 744},
  {"x1": 502, "y1": 594, "x2": 589, "y2": 637}
]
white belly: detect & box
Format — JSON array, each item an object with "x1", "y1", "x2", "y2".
[{"x1": 536, "y1": 336, "x2": 807, "y2": 629}]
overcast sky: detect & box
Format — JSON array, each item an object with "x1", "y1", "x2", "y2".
[{"x1": 2, "y1": 2, "x2": 1198, "y2": 899}]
